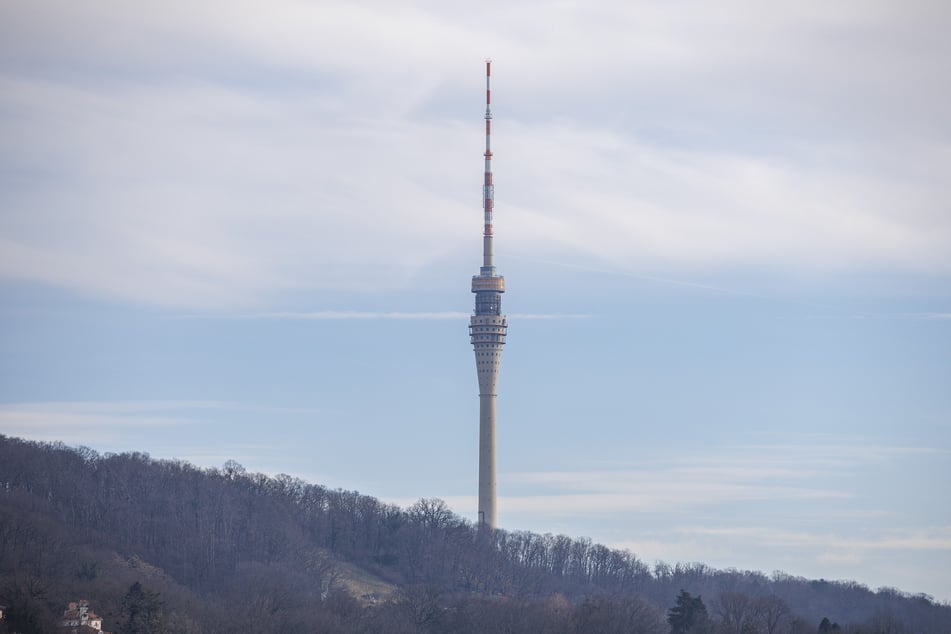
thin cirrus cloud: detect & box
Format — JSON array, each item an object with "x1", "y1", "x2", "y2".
[
  {"x1": 172, "y1": 311, "x2": 592, "y2": 320},
  {"x1": 0, "y1": 400, "x2": 332, "y2": 448},
  {"x1": 677, "y1": 525, "x2": 951, "y2": 552},
  {"x1": 500, "y1": 474, "x2": 847, "y2": 516},
  {"x1": 0, "y1": 401, "x2": 203, "y2": 444},
  {"x1": 497, "y1": 442, "x2": 945, "y2": 516}
]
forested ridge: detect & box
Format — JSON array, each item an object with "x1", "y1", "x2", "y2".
[{"x1": 0, "y1": 434, "x2": 947, "y2": 633}]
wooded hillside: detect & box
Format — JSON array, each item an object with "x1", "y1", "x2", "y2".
[{"x1": 0, "y1": 435, "x2": 947, "y2": 633}]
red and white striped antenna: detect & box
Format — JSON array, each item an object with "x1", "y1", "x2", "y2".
[{"x1": 483, "y1": 58, "x2": 495, "y2": 268}]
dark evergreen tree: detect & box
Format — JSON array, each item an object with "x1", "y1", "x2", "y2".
[
  {"x1": 817, "y1": 616, "x2": 843, "y2": 632},
  {"x1": 120, "y1": 581, "x2": 164, "y2": 634},
  {"x1": 667, "y1": 589, "x2": 709, "y2": 633}
]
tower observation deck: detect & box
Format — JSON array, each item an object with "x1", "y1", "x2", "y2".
[{"x1": 469, "y1": 59, "x2": 507, "y2": 530}]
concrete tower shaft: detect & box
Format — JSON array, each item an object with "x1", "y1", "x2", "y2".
[{"x1": 470, "y1": 59, "x2": 507, "y2": 530}]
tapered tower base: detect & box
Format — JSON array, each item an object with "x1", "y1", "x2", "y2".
[
  {"x1": 471, "y1": 310, "x2": 506, "y2": 530},
  {"x1": 478, "y1": 393, "x2": 497, "y2": 528}
]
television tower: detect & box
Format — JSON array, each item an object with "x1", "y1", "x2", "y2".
[{"x1": 470, "y1": 59, "x2": 507, "y2": 530}]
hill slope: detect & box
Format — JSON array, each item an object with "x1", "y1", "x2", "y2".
[{"x1": 0, "y1": 435, "x2": 947, "y2": 633}]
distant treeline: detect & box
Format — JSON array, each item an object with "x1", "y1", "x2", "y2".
[{"x1": 0, "y1": 434, "x2": 947, "y2": 633}]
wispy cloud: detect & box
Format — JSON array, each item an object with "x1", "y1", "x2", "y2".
[
  {"x1": 173, "y1": 311, "x2": 592, "y2": 320},
  {"x1": 677, "y1": 525, "x2": 951, "y2": 553},
  {"x1": 509, "y1": 313, "x2": 593, "y2": 320},
  {"x1": 0, "y1": 399, "x2": 331, "y2": 418},
  {"x1": 508, "y1": 255, "x2": 762, "y2": 297},
  {"x1": 806, "y1": 312, "x2": 951, "y2": 321},
  {"x1": 0, "y1": 401, "x2": 205, "y2": 443},
  {"x1": 501, "y1": 489, "x2": 847, "y2": 516},
  {"x1": 175, "y1": 311, "x2": 471, "y2": 320},
  {"x1": 720, "y1": 443, "x2": 951, "y2": 466},
  {"x1": 502, "y1": 471, "x2": 847, "y2": 516},
  {"x1": 496, "y1": 441, "x2": 946, "y2": 517},
  {"x1": 0, "y1": 400, "x2": 329, "y2": 445}
]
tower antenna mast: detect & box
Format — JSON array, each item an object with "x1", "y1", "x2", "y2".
[
  {"x1": 483, "y1": 58, "x2": 494, "y2": 263},
  {"x1": 469, "y1": 59, "x2": 507, "y2": 530}
]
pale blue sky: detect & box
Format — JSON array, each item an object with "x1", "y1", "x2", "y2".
[{"x1": 1, "y1": 0, "x2": 950, "y2": 602}]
